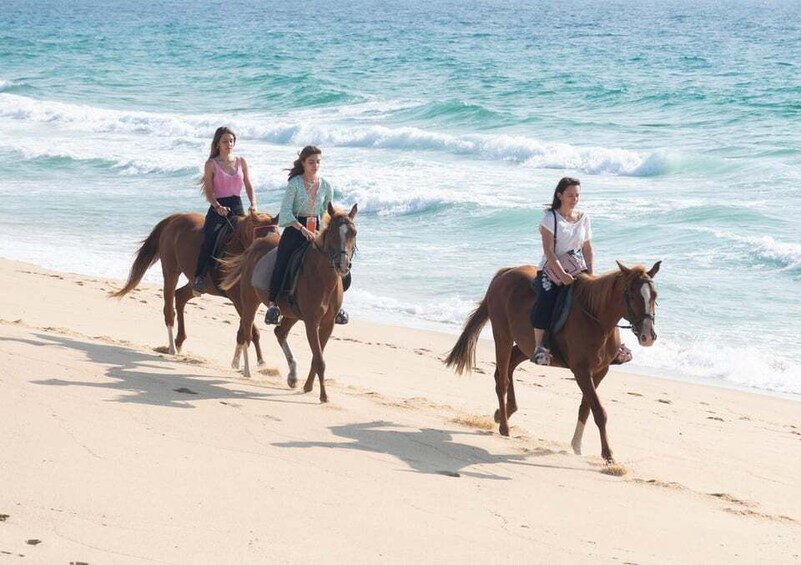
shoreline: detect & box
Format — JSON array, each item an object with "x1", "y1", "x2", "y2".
[
  {"x1": 4, "y1": 252, "x2": 798, "y2": 405},
  {"x1": 1, "y1": 256, "x2": 800, "y2": 562}
]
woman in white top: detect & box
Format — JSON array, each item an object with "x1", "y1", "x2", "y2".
[{"x1": 531, "y1": 177, "x2": 594, "y2": 365}]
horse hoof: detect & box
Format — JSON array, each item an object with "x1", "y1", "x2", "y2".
[
  {"x1": 257, "y1": 360, "x2": 266, "y2": 368},
  {"x1": 499, "y1": 425, "x2": 510, "y2": 437},
  {"x1": 493, "y1": 409, "x2": 501, "y2": 423},
  {"x1": 303, "y1": 384, "x2": 313, "y2": 394},
  {"x1": 231, "y1": 361, "x2": 240, "y2": 370},
  {"x1": 572, "y1": 445, "x2": 583, "y2": 456},
  {"x1": 320, "y1": 395, "x2": 328, "y2": 403},
  {"x1": 168, "y1": 346, "x2": 177, "y2": 355},
  {"x1": 287, "y1": 375, "x2": 298, "y2": 389}
]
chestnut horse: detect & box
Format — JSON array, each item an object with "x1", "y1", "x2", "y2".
[
  {"x1": 445, "y1": 261, "x2": 660, "y2": 463},
  {"x1": 112, "y1": 211, "x2": 279, "y2": 365},
  {"x1": 221, "y1": 203, "x2": 358, "y2": 402}
]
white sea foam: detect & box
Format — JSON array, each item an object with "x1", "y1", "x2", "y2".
[
  {"x1": 698, "y1": 228, "x2": 801, "y2": 270},
  {"x1": 1, "y1": 93, "x2": 677, "y2": 177},
  {"x1": 631, "y1": 336, "x2": 801, "y2": 397}
]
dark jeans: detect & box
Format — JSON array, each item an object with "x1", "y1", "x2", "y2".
[
  {"x1": 532, "y1": 270, "x2": 564, "y2": 330},
  {"x1": 194, "y1": 195, "x2": 244, "y2": 278},
  {"x1": 268, "y1": 216, "x2": 352, "y2": 302}
]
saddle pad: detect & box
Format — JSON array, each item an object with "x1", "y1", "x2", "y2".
[{"x1": 252, "y1": 248, "x2": 277, "y2": 292}]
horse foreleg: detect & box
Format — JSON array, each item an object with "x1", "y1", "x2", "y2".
[
  {"x1": 491, "y1": 327, "x2": 514, "y2": 436},
  {"x1": 302, "y1": 318, "x2": 327, "y2": 402},
  {"x1": 275, "y1": 317, "x2": 299, "y2": 388},
  {"x1": 571, "y1": 367, "x2": 609, "y2": 456},
  {"x1": 174, "y1": 283, "x2": 194, "y2": 354},
  {"x1": 574, "y1": 367, "x2": 613, "y2": 462}
]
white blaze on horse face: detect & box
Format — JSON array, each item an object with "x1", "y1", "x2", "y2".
[
  {"x1": 338, "y1": 224, "x2": 350, "y2": 272},
  {"x1": 639, "y1": 281, "x2": 655, "y2": 346}
]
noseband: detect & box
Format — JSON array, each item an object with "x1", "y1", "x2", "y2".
[{"x1": 623, "y1": 276, "x2": 656, "y2": 339}]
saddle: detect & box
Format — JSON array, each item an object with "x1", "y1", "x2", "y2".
[
  {"x1": 530, "y1": 274, "x2": 574, "y2": 364},
  {"x1": 252, "y1": 242, "x2": 311, "y2": 316}
]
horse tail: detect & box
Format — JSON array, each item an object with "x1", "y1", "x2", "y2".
[
  {"x1": 444, "y1": 267, "x2": 511, "y2": 374},
  {"x1": 110, "y1": 215, "x2": 176, "y2": 298}
]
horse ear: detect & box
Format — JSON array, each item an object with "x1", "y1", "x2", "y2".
[
  {"x1": 616, "y1": 260, "x2": 630, "y2": 273},
  {"x1": 327, "y1": 201, "x2": 336, "y2": 217},
  {"x1": 271, "y1": 214, "x2": 280, "y2": 225},
  {"x1": 348, "y1": 203, "x2": 358, "y2": 219},
  {"x1": 647, "y1": 260, "x2": 662, "y2": 278}
]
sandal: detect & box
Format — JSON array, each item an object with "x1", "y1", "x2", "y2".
[
  {"x1": 335, "y1": 308, "x2": 349, "y2": 325},
  {"x1": 613, "y1": 343, "x2": 633, "y2": 365},
  {"x1": 192, "y1": 275, "x2": 206, "y2": 296},
  {"x1": 531, "y1": 346, "x2": 551, "y2": 366},
  {"x1": 264, "y1": 304, "x2": 282, "y2": 325}
]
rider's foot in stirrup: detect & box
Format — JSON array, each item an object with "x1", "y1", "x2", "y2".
[
  {"x1": 335, "y1": 308, "x2": 349, "y2": 325},
  {"x1": 192, "y1": 275, "x2": 206, "y2": 296},
  {"x1": 531, "y1": 345, "x2": 551, "y2": 366},
  {"x1": 264, "y1": 304, "x2": 281, "y2": 325}
]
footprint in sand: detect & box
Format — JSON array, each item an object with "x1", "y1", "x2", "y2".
[
  {"x1": 707, "y1": 416, "x2": 724, "y2": 422},
  {"x1": 626, "y1": 392, "x2": 644, "y2": 397},
  {"x1": 0, "y1": 513, "x2": 9, "y2": 521},
  {"x1": 25, "y1": 539, "x2": 41, "y2": 545},
  {"x1": 657, "y1": 398, "x2": 672, "y2": 404}
]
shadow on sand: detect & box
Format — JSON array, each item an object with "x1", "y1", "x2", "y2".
[
  {"x1": 274, "y1": 420, "x2": 589, "y2": 480},
  {"x1": 3, "y1": 332, "x2": 287, "y2": 408}
]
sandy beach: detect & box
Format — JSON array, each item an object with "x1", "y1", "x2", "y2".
[{"x1": 0, "y1": 256, "x2": 799, "y2": 563}]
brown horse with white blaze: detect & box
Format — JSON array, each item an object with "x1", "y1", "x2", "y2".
[
  {"x1": 445, "y1": 261, "x2": 660, "y2": 463},
  {"x1": 221, "y1": 202, "x2": 358, "y2": 402},
  {"x1": 111, "y1": 211, "x2": 279, "y2": 365}
]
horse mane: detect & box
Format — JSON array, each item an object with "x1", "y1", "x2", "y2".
[
  {"x1": 230, "y1": 212, "x2": 277, "y2": 250},
  {"x1": 314, "y1": 209, "x2": 350, "y2": 249},
  {"x1": 573, "y1": 265, "x2": 648, "y2": 317}
]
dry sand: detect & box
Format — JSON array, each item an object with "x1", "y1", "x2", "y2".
[{"x1": 0, "y1": 257, "x2": 799, "y2": 563}]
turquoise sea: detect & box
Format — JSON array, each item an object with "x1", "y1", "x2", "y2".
[{"x1": 1, "y1": 0, "x2": 799, "y2": 396}]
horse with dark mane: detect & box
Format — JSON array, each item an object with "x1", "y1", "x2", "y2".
[
  {"x1": 445, "y1": 261, "x2": 660, "y2": 463},
  {"x1": 221, "y1": 203, "x2": 358, "y2": 402},
  {"x1": 111, "y1": 211, "x2": 279, "y2": 365}
]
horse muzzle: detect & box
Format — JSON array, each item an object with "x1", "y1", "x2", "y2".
[{"x1": 636, "y1": 319, "x2": 657, "y2": 347}]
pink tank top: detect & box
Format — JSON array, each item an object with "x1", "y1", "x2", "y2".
[{"x1": 212, "y1": 157, "x2": 244, "y2": 198}]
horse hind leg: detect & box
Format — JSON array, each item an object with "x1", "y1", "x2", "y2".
[
  {"x1": 174, "y1": 283, "x2": 194, "y2": 354},
  {"x1": 252, "y1": 325, "x2": 265, "y2": 367},
  {"x1": 493, "y1": 345, "x2": 525, "y2": 425},
  {"x1": 491, "y1": 328, "x2": 514, "y2": 436},
  {"x1": 162, "y1": 271, "x2": 181, "y2": 355}
]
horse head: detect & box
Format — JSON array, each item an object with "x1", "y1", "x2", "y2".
[
  {"x1": 616, "y1": 260, "x2": 661, "y2": 347},
  {"x1": 321, "y1": 202, "x2": 358, "y2": 276}
]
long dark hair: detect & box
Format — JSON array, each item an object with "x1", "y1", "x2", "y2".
[
  {"x1": 287, "y1": 145, "x2": 322, "y2": 181},
  {"x1": 548, "y1": 177, "x2": 581, "y2": 211},
  {"x1": 208, "y1": 126, "x2": 237, "y2": 159}
]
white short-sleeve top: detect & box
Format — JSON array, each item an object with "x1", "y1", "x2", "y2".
[{"x1": 538, "y1": 209, "x2": 592, "y2": 269}]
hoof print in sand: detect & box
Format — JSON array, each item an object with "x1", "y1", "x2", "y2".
[
  {"x1": 173, "y1": 387, "x2": 198, "y2": 395},
  {"x1": 436, "y1": 470, "x2": 461, "y2": 478},
  {"x1": 25, "y1": 539, "x2": 41, "y2": 545}
]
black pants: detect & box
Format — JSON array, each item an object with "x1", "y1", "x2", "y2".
[
  {"x1": 532, "y1": 270, "x2": 564, "y2": 330},
  {"x1": 195, "y1": 196, "x2": 244, "y2": 278},
  {"x1": 268, "y1": 216, "x2": 352, "y2": 302}
]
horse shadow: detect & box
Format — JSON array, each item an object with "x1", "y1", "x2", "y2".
[
  {"x1": 3, "y1": 332, "x2": 277, "y2": 409},
  {"x1": 274, "y1": 420, "x2": 588, "y2": 480}
]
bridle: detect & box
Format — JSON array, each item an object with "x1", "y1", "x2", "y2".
[
  {"x1": 623, "y1": 275, "x2": 656, "y2": 339},
  {"x1": 312, "y1": 218, "x2": 356, "y2": 277}
]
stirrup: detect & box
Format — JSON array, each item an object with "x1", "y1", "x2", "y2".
[
  {"x1": 335, "y1": 309, "x2": 349, "y2": 325},
  {"x1": 531, "y1": 346, "x2": 551, "y2": 366},
  {"x1": 264, "y1": 305, "x2": 282, "y2": 325}
]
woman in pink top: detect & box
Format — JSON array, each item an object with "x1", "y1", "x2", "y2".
[{"x1": 193, "y1": 126, "x2": 257, "y2": 294}]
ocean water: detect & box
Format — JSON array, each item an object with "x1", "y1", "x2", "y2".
[{"x1": 1, "y1": 0, "x2": 799, "y2": 396}]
